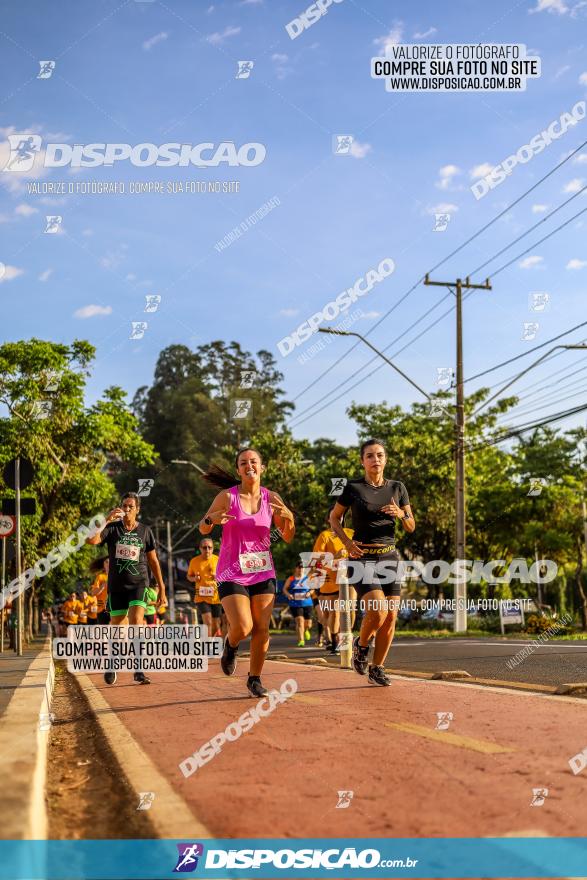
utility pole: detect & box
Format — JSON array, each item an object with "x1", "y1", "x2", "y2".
[
  {"x1": 15, "y1": 457, "x2": 23, "y2": 656},
  {"x1": 424, "y1": 275, "x2": 492, "y2": 631},
  {"x1": 166, "y1": 520, "x2": 176, "y2": 623}
]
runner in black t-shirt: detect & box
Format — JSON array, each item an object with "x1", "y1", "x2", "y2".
[
  {"x1": 329, "y1": 438, "x2": 415, "y2": 687},
  {"x1": 86, "y1": 492, "x2": 166, "y2": 685}
]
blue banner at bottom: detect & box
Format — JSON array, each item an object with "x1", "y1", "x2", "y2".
[{"x1": 0, "y1": 838, "x2": 585, "y2": 879}]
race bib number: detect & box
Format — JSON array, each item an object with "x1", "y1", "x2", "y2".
[
  {"x1": 199, "y1": 586, "x2": 215, "y2": 597},
  {"x1": 115, "y1": 543, "x2": 140, "y2": 561},
  {"x1": 239, "y1": 551, "x2": 272, "y2": 574}
]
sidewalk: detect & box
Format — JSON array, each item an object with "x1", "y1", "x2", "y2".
[
  {"x1": 79, "y1": 657, "x2": 587, "y2": 839},
  {"x1": 0, "y1": 636, "x2": 48, "y2": 716}
]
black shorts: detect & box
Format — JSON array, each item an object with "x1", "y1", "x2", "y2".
[
  {"x1": 97, "y1": 610, "x2": 110, "y2": 625},
  {"x1": 198, "y1": 602, "x2": 222, "y2": 617},
  {"x1": 352, "y1": 549, "x2": 402, "y2": 601},
  {"x1": 144, "y1": 613, "x2": 156, "y2": 625},
  {"x1": 218, "y1": 579, "x2": 276, "y2": 600},
  {"x1": 291, "y1": 606, "x2": 312, "y2": 619},
  {"x1": 107, "y1": 584, "x2": 150, "y2": 616}
]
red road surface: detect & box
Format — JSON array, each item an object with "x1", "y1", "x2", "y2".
[{"x1": 83, "y1": 660, "x2": 587, "y2": 838}]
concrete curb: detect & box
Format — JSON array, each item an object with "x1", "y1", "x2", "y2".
[
  {"x1": 75, "y1": 672, "x2": 215, "y2": 839},
  {"x1": 0, "y1": 635, "x2": 55, "y2": 840}
]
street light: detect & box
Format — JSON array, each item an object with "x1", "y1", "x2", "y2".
[{"x1": 171, "y1": 458, "x2": 206, "y2": 474}]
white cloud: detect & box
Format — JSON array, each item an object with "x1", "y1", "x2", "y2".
[
  {"x1": 126, "y1": 273, "x2": 137, "y2": 281},
  {"x1": 207, "y1": 4, "x2": 214, "y2": 11},
  {"x1": 206, "y1": 26, "x2": 241, "y2": 45},
  {"x1": 142, "y1": 31, "x2": 168, "y2": 51},
  {"x1": 413, "y1": 26, "x2": 437, "y2": 39},
  {"x1": 574, "y1": 152, "x2": 587, "y2": 164},
  {"x1": 427, "y1": 202, "x2": 458, "y2": 215},
  {"x1": 240, "y1": 0, "x2": 263, "y2": 4},
  {"x1": 579, "y1": 71, "x2": 587, "y2": 85},
  {"x1": 470, "y1": 162, "x2": 494, "y2": 179},
  {"x1": 436, "y1": 164, "x2": 460, "y2": 189},
  {"x1": 554, "y1": 64, "x2": 571, "y2": 78},
  {"x1": 0, "y1": 214, "x2": 9, "y2": 223},
  {"x1": 272, "y1": 53, "x2": 288, "y2": 63},
  {"x1": 529, "y1": 0, "x2": 569, "y2": 13},
  {"x1": 563, "y1": 177, "x2": 585, "y2": 193},
  {"x1": 280, "y1": 308, "x2": 299, "y2": 317},
  {"x1": 38, "y1": 268, "x2": 53, "y2": 282},
  {"x1": 82, "y1": 228, "x2": 93, "y2": 236},
  {"x1": 349, "y1": 140, "x2": 372, "y2": 159},
  {"x1": 373, "y1": 23, "x2": 403, "y2": 54},
  {"x1": 15, "y1": 203, "x2": 38, "y2": 217},
  {"x1": 74, "y1": 304, "x2": 113, "y2": 319},
  {"x1": 0, "y1": 264, "x2": 24, "y2": 283},
  {"x1": 532, "y1": 204, "x2": 549, "y2": 213},
  {"x1": 100, "y1": 244, "x2": 128, "y2": 270},
  {"x1": 519, "y1": 255, "x2": 544, "y2": 269},
  {"x1": 566, "y1": 258, "x2": 587, "y2": 269}
]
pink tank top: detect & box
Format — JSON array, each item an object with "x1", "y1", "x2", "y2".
[{"x1": 216, "y1": 485, "x2": 276, "y2": 586}]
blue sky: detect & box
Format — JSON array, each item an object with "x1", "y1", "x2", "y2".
[{"x1": 1, "y1": 0, "x2": 586, "y2": 445}]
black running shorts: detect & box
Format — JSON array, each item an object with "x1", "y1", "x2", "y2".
[
  {"x1": 291, "y1": 606, "x2": 312, "y2": 619},
  {"x1": 107, "y1": 584, "x2": 150, "y2": 616},
  {"x1": 218, "y1": 578, "x2": 277, "y2": 599},
  {"x1": 198, "y1": 601, "x2": 222, "y2": 617}
]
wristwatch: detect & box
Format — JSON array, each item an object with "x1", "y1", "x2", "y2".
[
  {"x1": 401, "y1": 510, "x2": 410, "y2": 520},
  {"x1": 204, "y1": 516, "x2": 213, "y2": 526}
]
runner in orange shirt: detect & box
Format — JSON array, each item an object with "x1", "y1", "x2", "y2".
[{"x1": 187, "y1": 539, "x2": 222, "y2": 637}]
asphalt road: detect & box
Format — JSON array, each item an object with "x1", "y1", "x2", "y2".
[{"x1": 268, "y1": 631, "x2": 587, "y2": 687}]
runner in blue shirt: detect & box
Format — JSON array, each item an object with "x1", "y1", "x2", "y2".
[{"x1": 283, "y1": 563, "x2": 313, "y2": 647}]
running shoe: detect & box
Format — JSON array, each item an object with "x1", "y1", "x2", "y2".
[
  {"x1": 368, "y1": 665, "x2": 392, "y2": 687},
  {"x1": 297, "y1": 640, "x2": 305, "y2": 647},
  {"x1": 352, "y1": 637, "x2": 369, "y2": 675},
  {"x1": 304, "y1": 630, "x2": 311, "y2": 642},
  {"x1": 221, "y1": 637, "x2": 238, "y2": 676},
  {"x1": 104, "y1": 671, "x2": 117, "y2": 685},
  {"x1": 247, "y1": 675, "x2": 268, "y2": 698},
  {"x1": 134, "y1": 671, "x2": 151, "y2": 685}
]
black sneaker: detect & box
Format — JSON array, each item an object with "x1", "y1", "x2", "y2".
[
  {"x1": 352, "y1": 637, "x2": 369, "y2": 676},
  {"x1": 221, "y1": 637, "x2": 238, "y2": 676},
  {"x1": 104, "y1": 671, "x2": 117, "y2": 685},
  {"x1": 247, "y1": 676, "x2": 268, "y2": 698},
  {"x1": 368, "y1": 665, "x2": 392, "y2": 687},
  {"x1": 134, "y1": 671, "x2": 151, "y2": 685}
]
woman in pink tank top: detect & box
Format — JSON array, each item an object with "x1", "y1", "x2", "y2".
[{"x1": 198, "y1": 448, "x2": 295, "y2": 698}]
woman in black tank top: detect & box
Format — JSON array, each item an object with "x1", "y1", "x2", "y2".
[{"x1": 329, "y1": 438, "x2": 415, "y2": 687}]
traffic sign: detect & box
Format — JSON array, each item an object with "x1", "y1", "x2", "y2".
[
  {"x1": 2, "y1": 458, "x2": 34, "y2": 491},
  {"x1": 2, "y1": 498, "x2": 37, "y2": 516},
  {"x1": 0, "y1": 514, "x2": 15, "y2": 537}
]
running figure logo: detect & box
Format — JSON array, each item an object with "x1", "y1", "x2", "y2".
[
  {"x1": 173, "y1": 843, "x2": 204, "y2": 873},
  {"x1": 435, "y1": 712, "x2": 453, "y2": 730},
  {"x1": 336, "y1": 790, "x2": 354, "y2": 809},
  {"x1": 333, "y1": 135, "x2": 353, "y2": 155},
  {"x1": 32, "y1": 400, "x2": 53, "y2": 420},
  {"x1": 428, "y1": 400, "x2": 450, "y2": 419},
  {"x1": 43, "y1": 370, "x2": 60, "y2": 392},
  {"x1": 436, "y1": 367, "x2": 454, "y2": 388},
  {"x1": 144, "y1": 294, "x2": 161, "y2": 313},
  {"x1": 37, "y1": 60, "x2": 56, "y2": 79},
  {"x1": 433, "y1": 213, "x2": 451, "y2": 232},
  {"x1": 130, "y1": 321, "x2": 148, "y2": 339},
  {"x1": 137, "y1": 791, "x2": 155, "y2": 810},
  {"x1": 521, "y1": 322, "x2": 539, "y2": 341},
  {"x1": 530, "y1": 788, "x2": 548, "y2": 806},
  {"x1": 240, "y1": 370, "x2": 257, "y2": 389},
  {"x1": 45, "y1": 215, "x2": 62, "y2": 234},
  {"x1": 3, "y1": 134, "x2": 42, "y2": 172},
  {"x1": 137, "y1": 478, "x2": 155, "y2": 497},
  {"x1": 528, "y1": 292, "x2": 550, "y2": 312},
  {"x1": 527, "y1": 477, "x2": 547, "y2": 497},
  {"x1": 236, "y1": 61, "x2": 254, "y2": 79},
  {"x1": 231, "y1": 399, "x2": 252, "y2": 419},
  {"x1": 329, "y1": 477, "x2": 347, "y2": 496}
]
